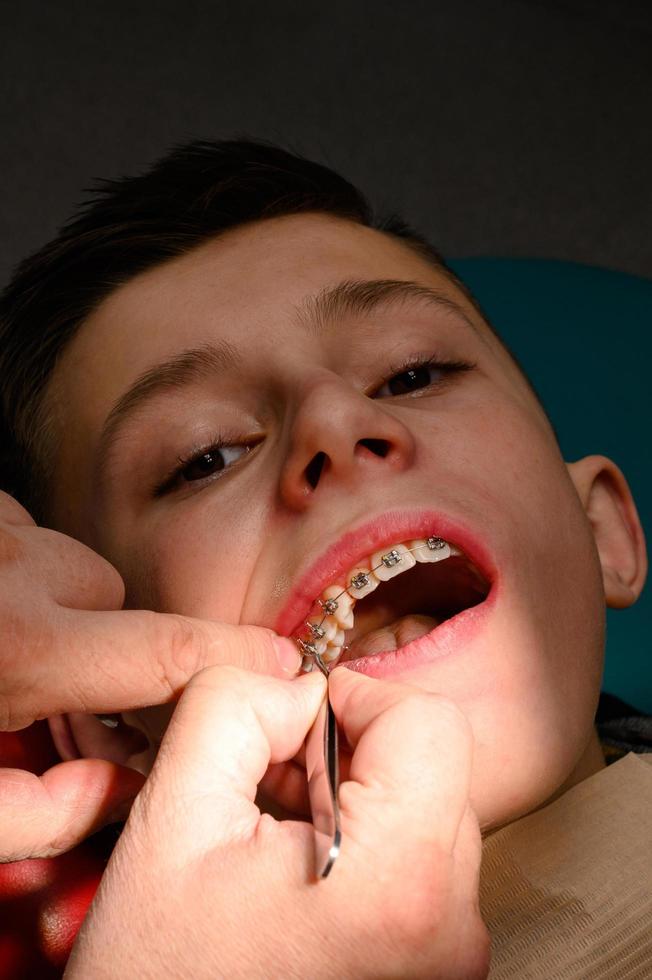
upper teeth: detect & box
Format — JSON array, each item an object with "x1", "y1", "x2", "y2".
[{"x1": 297, "y1": 536, "x2": 458, "y2": 669}]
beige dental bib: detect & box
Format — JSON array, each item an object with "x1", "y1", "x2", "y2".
[{"x1": 479, "y1": 752, "x2": 652, "y2": 979}]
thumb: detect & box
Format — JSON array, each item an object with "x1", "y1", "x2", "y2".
[
  {"x1": 0, "y1": 760, "x2": 145, "y2": 862},
  {"x1": 328, "y1": 666, "x2": 475, "y2": 856},
  {"x1": 137, "y1": 666, "x2": 327, "y2": 848}
]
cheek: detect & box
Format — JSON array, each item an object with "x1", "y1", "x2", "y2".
[
  {"x1": 117, "y1": 505, "x2": 257, "y2": 622},
  {"x1": 488, "y1": 400, "x2": 605, "y2": 692},
  {"x1": 472, "y1": 393, "x2": 603, "y2": 596},
  {"x1": 418, "y1": 397, "x2": 605, "y2": 827}
]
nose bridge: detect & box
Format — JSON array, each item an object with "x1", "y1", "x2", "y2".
[
  {"x1": 297, "y1": 374, "x2": 369, "y2": 440},
  {"x1": 279, "y1": 371, "x2": 416, "y2": 507}
]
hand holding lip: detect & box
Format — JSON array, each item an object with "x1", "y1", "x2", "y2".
[
  {"x1": 0, "y1": 490, "x2": 301, "y2": 733},
  {"x1": 0, "y1": 488, "x2": 490, "y2": 978},
  {"x1": 65, "y1": 663, "x2": 490, "y2": 980},
  {"x1": 0, "y1": 489, "x2": 301, "y2": 861}
]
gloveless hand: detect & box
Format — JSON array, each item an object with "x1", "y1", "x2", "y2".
[
  {"x1": 0, "y1": 491, "x2": 300, "y2": 860},
  {"x1": 66, "y1": 664, "x2": 490, "y2": 980}
]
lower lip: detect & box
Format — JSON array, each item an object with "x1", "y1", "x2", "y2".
[{"x1": 332, "y1": 592, "x2": 495, "y2": 679}]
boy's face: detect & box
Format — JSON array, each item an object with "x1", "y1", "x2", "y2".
[{"x1": 47, "y1": 213, "x2": 621, "y2": 831}]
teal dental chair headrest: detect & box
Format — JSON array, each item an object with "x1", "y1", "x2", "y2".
[{"x1": 448, "y1": 259, "x2": 651, "y2": 713}]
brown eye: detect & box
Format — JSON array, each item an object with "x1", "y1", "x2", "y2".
[
  {"x1": 154, "y1": 441, "x2": 254, "y2": 497},
  {"x1": 387, "y1": 365, "x2": 437, "y2": 395},
  {"x1": 374, "y1": 356, "x2": 474, "y2": 400},
  {"x1": 181, "y1": 450, "x2": 225, "y2": 482},
  {"x1": 375, "y1": 360, "x2": 446, "y2": 398},
  {"x1": 179, "y1": 444, "x2": 250, "y2": 484}
]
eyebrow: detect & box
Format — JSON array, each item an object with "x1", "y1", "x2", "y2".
[
  {"x1": 96, "y1": 340, "x2": 243, "y2": 490},
  {"x1": 95, "y1": 278, "x2": 478, "y2": 488},
  {"x1": 299, "y1": 278, "x2": 480, "y2": 337}
]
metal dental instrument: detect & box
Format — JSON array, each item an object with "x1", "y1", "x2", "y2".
[
  {"x1": 299, "y1": 536, "x2": 450, "y2": 877},
  {"x1": 303, "y1": 649, "x2": 341, "y2": 878}
]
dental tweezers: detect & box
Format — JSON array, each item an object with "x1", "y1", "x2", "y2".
[{"x1": 305, "y1": 652, "x2": 341, "y2": 878}]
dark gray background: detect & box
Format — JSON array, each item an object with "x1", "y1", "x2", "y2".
[{"x1": 1, "y1": 0, "x2": 651, "y2": 287}]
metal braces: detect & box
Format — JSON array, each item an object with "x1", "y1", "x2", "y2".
[
  {"x1": 319, "y1": 597, "x2": 339, "y2": 615},
  {"x1": 306, "y1": 621, "x2": 327, "y2": 640},
  {"x1": 381, "y1": 549, "x2": 402, "y2": 567},
  {"x1": 427, "y1": 536, "x2": 446, "y2": 549},
  {"x1": 297, "y1": 535, "x2": 451, "y2": 670}
]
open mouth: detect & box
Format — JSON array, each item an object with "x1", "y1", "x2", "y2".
[
  {"x1": 292, "y1": 534, "x2": 492, "y2": 669},
  {"x1": 339, "y1": 548, "x2": 489, "y2": 663}
]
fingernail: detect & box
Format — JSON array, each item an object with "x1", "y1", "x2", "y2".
[{"x1": 273, "y1": 636, "x2": 303, "y2": 674}]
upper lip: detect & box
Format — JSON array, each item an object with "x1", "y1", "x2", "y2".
[{"x1": 273, "y1": 508, "x2": 497, "y2": 638}]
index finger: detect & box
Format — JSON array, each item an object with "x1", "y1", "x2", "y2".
[
  {"x1": 0, "y1": 491, "x2": 36, "y2": 527},
  {"x1": 0, "y1": 610, "x2": 302, "y2": 730}
]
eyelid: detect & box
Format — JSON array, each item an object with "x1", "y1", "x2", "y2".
[
  {"x1": 370, "y1": 352, "x2": 475, "y2": 398},
  {"x1": 153, "y1": 432, "x2": 262, "y2": 496},
  {"x1": 152, "y1": 353, "x2": 473, "y2": 497}
]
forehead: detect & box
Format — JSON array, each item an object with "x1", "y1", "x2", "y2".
[
  {"x1": 104, "y1": 212, "x2": 452, "y2": 317},
  {"x1": 55, "y1": 213, "x2": 493, "y2": 419},
  {"x1": 103, "y1": 214, "x2": 467, "y2": 340}
]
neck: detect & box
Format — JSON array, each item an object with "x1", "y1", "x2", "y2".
[{"x1": 538, "y1": 727, "x2": 606, "y2": 812}]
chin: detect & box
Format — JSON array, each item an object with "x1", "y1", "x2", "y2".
[{"x1": 471, "y1": 723, "x2": 599, "y2": 836}]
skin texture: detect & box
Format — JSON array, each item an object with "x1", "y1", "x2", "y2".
[
  {"x1": 65, "y1": 667, "x2": 492, "y2": 979},
  {"x1": 45, "y1": 213, "x2": 647, "y2": 834}
]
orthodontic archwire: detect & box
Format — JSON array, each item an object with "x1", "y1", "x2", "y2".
[{"x1": 296, "y1": 536, "x2": 448, "y2": 671}]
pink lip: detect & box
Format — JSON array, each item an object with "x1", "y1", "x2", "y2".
[{"x1": 273, "y1": 508, "x2": 497, "y2": 639}]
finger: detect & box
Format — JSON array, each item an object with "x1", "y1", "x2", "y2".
[
  {"x1": 1, "y1": 613, "x2": 303, "y2": 730},
  {"x1": 3, "y1": 513, "x2": 125, "y2": 611},
  {"x1": 26, "y1": 527, "x2": 126, "y2": 612},
  {"x1": 140, "y1": 666, "x2": 326, "y2": 847},
  {"x1": 0, "y1": 491, "x2": 36, "y2": 526},
  {"x1": 0, "y1": 760, "x2": 144, "y2": 862},
  {"x1": 328, "y1": 666, "x2": 474, "y2": 856}
]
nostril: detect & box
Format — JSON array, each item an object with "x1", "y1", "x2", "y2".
[
  {"x1": 305, "y1": 452, "x2": 326, "y2": 489},
  {"x1": 357, "y1": 438, "x2": 390, "y2": 458}
]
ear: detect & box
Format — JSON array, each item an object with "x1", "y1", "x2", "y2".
[
  {"x1": 566, "y1": 455, "x2": 648, "y2": 608},
  {"x1": 48, "y1": 711, "x2": 158, "y2": 776}
]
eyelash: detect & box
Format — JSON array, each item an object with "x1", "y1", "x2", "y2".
[
  {"x1": 153, "y1": 353, "x2": 474, "y2": 496},
  {"x1": 153, "y1": 436, "x2": 255, "y2": 497},
  {"x1": 374, "y1": 353, "x2": 474, "y2": 397}
]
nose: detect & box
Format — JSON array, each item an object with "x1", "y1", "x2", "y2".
[{"x1": 279, "y1": 374, "x2": 417, "y2": 510}]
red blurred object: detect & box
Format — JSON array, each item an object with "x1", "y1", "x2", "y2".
[
  {"x1": 0, "y1": 722, "x2": 60, "y2": 773},
  {"x1": 0, "y1": 723, "x2": 109, "y2": 979}
]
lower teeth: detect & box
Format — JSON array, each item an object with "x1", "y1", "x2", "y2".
[{"x1": 342, "y1": 613, "x2": 439, "y2": 662}]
